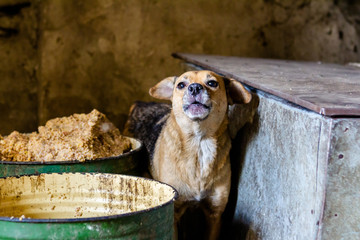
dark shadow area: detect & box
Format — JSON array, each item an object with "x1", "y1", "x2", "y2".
[
  {"x1": 219, "y1": 128, "x2": 250, "y2": 240},
  {"x1": 178, "y1": 207, "x2": 207, "y2": 240},
  {"x1": 0, "y1": 1, "x2": 31, "y2": 38},
  {"x1": 0, "y1": 1, "x2": 31, "y2": 16},
  {"x1": 220, "y1": 95, "x2": 260, "y2": 240}
]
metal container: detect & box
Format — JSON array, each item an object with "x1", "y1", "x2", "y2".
[
  {"x1": 0, "y1": 137, "x2": 143, "y2": 178},
  {"x1": 0, "y1": 172, "x2": 177, "y2": 239}
]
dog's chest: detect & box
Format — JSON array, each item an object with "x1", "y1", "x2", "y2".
[
  {"x1": 197, "y1": 137, "x2": 217, "y2": 177},
  {"x1": 186, "y1": 136, "x2": 217, "y2": 200}
]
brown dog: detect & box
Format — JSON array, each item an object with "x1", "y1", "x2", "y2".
[{"x1": 125, "y1": 70, "x2": 252, "y2": 239}]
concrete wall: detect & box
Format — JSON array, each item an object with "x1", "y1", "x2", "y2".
[{"x1": 1, "y1": 0, "x2": 360, "y2": 133}]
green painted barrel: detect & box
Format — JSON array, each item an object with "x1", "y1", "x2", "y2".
[
  {"x1": 0, "y1": 137, "x2": 143, "y2": 178},
  {"x1": 0, "y1": 172, "x2": 177, "y2": 239}
]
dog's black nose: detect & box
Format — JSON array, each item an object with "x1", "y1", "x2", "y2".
[{"x1": 188, "y1": 83, "x2": 203, "y2": 96}]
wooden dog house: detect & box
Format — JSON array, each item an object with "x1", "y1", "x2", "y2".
[{"x1": 174, "y1": 53, "x2": 360, "y2": 239}]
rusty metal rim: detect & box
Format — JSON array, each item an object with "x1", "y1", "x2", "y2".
[
  {"x1": 0, "y1": 172, "x2": 178, "y2": 223},
  {"x1": 0, "y1": 137, "x2": 143, "y2": 165}
]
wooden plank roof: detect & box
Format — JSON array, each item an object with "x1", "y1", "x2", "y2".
[{"x1": 173, "y1": 53, "x2": 360, "y2": 117}]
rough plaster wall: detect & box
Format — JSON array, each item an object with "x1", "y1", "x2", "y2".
[
  {"x1": 37, "y1": 0, "x2": 360, "y2": 129},
  {"x1": 0, "y1": 0, "x2": 39, "y2": 135},
  {"x1": 258, "y1": 0, "x2": 360, "y2": 63},
  {"x1": 37, "y1": 0, "x2": 266, "y2": 127},
  {"x1": 1, "y1": 0, "x2": 359, "y2": 132}
]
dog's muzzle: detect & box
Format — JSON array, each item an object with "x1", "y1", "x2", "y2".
[{"x1": 182, "y1": 83, "x2": 212, "y2": 121}]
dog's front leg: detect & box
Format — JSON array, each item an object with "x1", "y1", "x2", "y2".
[
  {"x1": 203, "y1": 206, "x2": 225, "y2": 240},
  {"x1": 202, "y1": 193, "x2": 230, "y2": 240},
  {"x1": 203, "y1": 174, "x2": 231, "y2": 239}
]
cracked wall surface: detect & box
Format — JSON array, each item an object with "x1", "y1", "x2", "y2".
[
  {"x1": 0, "y1": 0, "x2": 39, "y2": 134},
  {"x1": 0, "y1": 0, "x2": 359, "y2": 134}
]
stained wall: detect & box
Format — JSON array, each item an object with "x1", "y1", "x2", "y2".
[{"x1": 1, "y1": 0, "x2": 359, "y2": 133}]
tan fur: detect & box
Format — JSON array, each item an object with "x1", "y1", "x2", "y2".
[{"x1": 148, "y1": 71, "x2": 251, "y2": 240}]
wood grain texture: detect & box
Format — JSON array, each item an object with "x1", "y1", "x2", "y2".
[
  {"x1": 229, "y1": 91, "x2": 330, "y2": 239},
  {"x1": 173, "y1": 53, "x2": 360, "y2": 116}
]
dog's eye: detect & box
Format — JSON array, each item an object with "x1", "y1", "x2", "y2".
[
  {"x1": 207, "y1": 80, "x2": 218, "y2": 88},
  {"x1": 177, "y1": 82, "x2": 186, "y2": 89}
]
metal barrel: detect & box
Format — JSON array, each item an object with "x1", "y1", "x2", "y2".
[
  {"x1": 0, "y1": 137, "x2": 144, "y2": 178},
  {"x1": 0, "y1": 173, "x2": 178, "y2": 239}
]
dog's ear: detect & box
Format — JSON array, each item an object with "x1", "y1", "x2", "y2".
[
  {"x1": 225, "y1": 78, "x2": 252, "y2": 105},
  {"x1": 149, "y1": 76, "x2": 176, "y2": 100}
]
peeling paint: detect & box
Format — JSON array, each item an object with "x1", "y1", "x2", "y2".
[{"x1": 0, "y1": 173, "x2": 177, "y2": 239}]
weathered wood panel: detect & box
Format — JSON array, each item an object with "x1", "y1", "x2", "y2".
[
  {"x1": 173, "y1": 53, "x2": 360, "y2": 116},
  {"x1": 231, "y1": 91, "x2": 330, "y2": 239},
  {"x1": 321, "y1": 119, "x2": 360, "y2": 240}
]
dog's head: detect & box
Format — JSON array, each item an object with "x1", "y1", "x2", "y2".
[{"x1": 149, "y1": 70, "x2": 251, "y2": 130}]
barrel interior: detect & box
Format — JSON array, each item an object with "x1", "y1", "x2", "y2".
[{"x1": 0, "y1": 173, "x2": 175, "y2": 219}]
